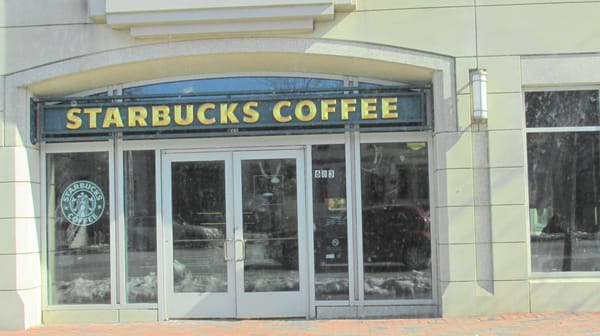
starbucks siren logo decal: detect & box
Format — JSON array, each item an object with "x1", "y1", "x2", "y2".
[{"x1": 61, "y1": 180, "x2": 105, "y2": 226}]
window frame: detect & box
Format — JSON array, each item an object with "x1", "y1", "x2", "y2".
[
  {"x1": 41, "y1": 141, "x2": 118, "y2": 310},
  {"x1": 354, "y1": 131, "x2": 436, "y2": 305},
  {"x1": 524, "y1": 86, "x2": 600, "y2": 278}
]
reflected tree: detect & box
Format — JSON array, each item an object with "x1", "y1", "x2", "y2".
[{"x1": 526, "y1": 90, "x2": 600, "y2": 272}]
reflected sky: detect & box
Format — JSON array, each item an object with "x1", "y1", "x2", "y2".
[{"x1": 124, "y1": 77, "x2": 344, "y2": 96}]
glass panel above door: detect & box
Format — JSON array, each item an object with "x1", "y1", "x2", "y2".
[{"x1": 123, "y1": 76, "x2": 344, "y2": 96}]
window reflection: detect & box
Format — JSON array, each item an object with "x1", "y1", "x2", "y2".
[
  {"x1": 47, "y1": 152, "x2": 111, "y2": 304},
  {"x1": 124, "y1": 151, "x2": 157, "y2": 303},
  {"x1": 312, "y1": 145, "x2": 349, "y2": 300},
  {"x1": 360, "y1": 143, "x2": 432, "y2": 300},
  {"x1": 124, "y1": 77, "x2": 343, "y2": 96},
  {"x1": 526, "y1": 90, "x2": 600, "y2": 272},
  {"x1": 528, "y1": 132, "x2": 600, "y2": 272},
  {"x1": 241, "y1": 159, "x2": 300, "y2": 292},
  {"x1": 526, "y1": 90, "x2": 599, "y2": 128},
  {"x1": 171, "y1": 161, "x2": 228, "y2": 293}
]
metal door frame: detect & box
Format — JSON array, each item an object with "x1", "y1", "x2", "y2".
[{"x1": 161, "y1": 148, "x2": 308, "y2": 319}]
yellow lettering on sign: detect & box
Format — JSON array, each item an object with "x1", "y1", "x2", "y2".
[
  {"x1": 341, "y1": 99, "x2": 357, "y2": 120},
  {"x1": 83, "y1": 108, "x2": 102, "y2": 129},
  {"x1": 61, "y1": 96, "x2": 406, "y2": 133},
  {"x1": 295, "y1": 100, "x2": 317, "y2": 122},
  {"x1": 174, "y1": 105, "x2": 194, "y2": 126},
  {"x1": 382, "y1": 97, "x2": 398, "y2": 119},
  {"x1": 197, "y1": 103, "x2": 216, "y2": 125},
  {"x1": 320, "y1": 99, "x2": 336, "y2": 121},
  {"x1": 152, "y1": 106, "x2": 171, "y2": 126},
  {"x1": 102, "y1": 107, "x2": 124, "y2": 128},
  {"x1": 273, "y1": 101, "x2": 292, "y2": 123},
  {"x1": 361, "y1": 98, "x2": 377, "y2": 120},
  {"x1": 243, "y1": 102, "x2": 260, "y2": 123},
  {"x1": 128, "y1": 106, "x2": 148, "y2": 127},
  {"x1": 66, "y1": 108, "x2": 82, "y2": 129},
  {"x1": 220, "y1": 103, "x2": 240, "y2": 124}
]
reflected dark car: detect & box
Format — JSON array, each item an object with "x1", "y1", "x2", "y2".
[{"x1": 315, "y1": 205, "x2": 431, "y2": 270}]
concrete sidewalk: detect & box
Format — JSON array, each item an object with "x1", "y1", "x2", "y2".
[{"x1": 2, "y1": 312, "x2": 600, "y2": 336}]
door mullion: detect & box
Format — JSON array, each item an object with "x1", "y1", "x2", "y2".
[{"x1": 232, "y1": 152, "x2": 249, "y2": 317}]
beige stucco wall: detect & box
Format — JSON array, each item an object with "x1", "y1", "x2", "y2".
[{"x1": 1, "y1": 0, "x2": 599, "y2": 329}]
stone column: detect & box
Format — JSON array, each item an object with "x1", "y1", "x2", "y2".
[{"x1": 0, "y1": 81, "x2": 42, "y2": 330}]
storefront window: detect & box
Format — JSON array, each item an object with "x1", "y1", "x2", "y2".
[
  {"x1": 124, "y1": 151, "x2": 157, "y2": 303},
  {"x1": 360, "y1": 142, "x2": 431, "y2": 300},
  {"x1": 526, "y1": 90, "x2": 600, "y2": 272},
  {"x1": 312, "y1": 144, "x2": 349, "y2": 300},
  {"x1": 46, "y1": 152, "x2": 111, "y2": 304},
  {"x1": 41, "y1": 75, "x2": 434, "y2": 314}
]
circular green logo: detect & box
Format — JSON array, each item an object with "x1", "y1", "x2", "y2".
[{"x1": 61, "y1": 180, "x2": 105, "y2": 226}]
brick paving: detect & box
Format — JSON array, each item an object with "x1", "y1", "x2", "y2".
[{"x1": 2, "y1": 312, "x2": 600, "y2": 336}]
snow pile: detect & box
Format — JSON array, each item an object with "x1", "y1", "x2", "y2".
[
  {"x1": 128, "y1": 272, "x2": 158, "y2": 302},
  {"x1": 175, "y1": 272, "x2": 227, "y2": 292},
  {"x1": 315, "y1": 278, "x2": 349, "y2": 297},
  {"x1": 55, "y1": 277, "x2": 110, "y2": 304},
  {"x1": 364, "y1": 270, "x2": 431, "y2": 299},
  {"x1": 245, "y1": 276, "x2": 299, "y2": 292}
]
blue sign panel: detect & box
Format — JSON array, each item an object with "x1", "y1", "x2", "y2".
[{"x1": 32, "y1": 87, "x2": 429, "y2": 142}]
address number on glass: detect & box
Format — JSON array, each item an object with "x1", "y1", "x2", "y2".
[{"x1": 314, "y1": 169, "x2": 335, "y2": 179}]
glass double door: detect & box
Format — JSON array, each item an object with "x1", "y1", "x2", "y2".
[{"x1": 163, "y1": 150, "x2": 307, "y2": 318}]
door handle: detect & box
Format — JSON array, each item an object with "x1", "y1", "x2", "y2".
[
  {"x1": 235, "y1": 239, "x2": 246, "y2": 261},
  {"x1": 224, "y1": 239, "x2": 233, "y2": 261}
]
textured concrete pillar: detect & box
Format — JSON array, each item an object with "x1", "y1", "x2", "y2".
[{"x1": 0, "y1": 81, "x2": 42, "y2": 330}]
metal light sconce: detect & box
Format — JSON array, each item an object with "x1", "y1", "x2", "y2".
[{"x1": 470, "y1": 69, "x2": 488, "y2": 122}]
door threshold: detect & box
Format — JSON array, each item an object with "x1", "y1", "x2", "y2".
[{"x1": 166, "y1": 316, "x2": 307, "y2": 321}]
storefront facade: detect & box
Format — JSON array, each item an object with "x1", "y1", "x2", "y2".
[{"x1": 2, "y1": 0, "x2": 600, "y2": 330}]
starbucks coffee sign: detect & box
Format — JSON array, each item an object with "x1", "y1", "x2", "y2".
[
  {"x1": 61, "y1": 180, "x2": 105, "y2": 226},
  {"x1": 33, "y1": 87, "x2": 429, "y2": 143}
]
